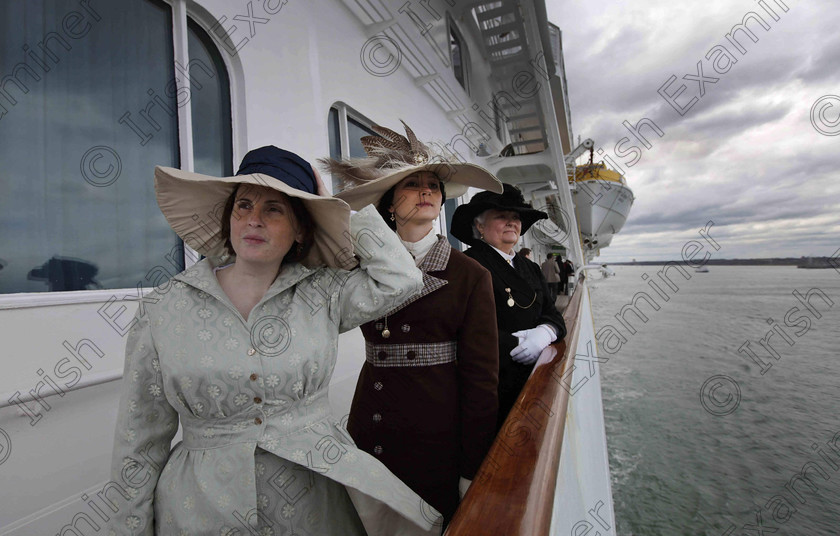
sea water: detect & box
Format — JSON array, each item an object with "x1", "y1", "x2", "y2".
[{"x1": 589, "y1": 265, "x2": 840, "y2": 535}]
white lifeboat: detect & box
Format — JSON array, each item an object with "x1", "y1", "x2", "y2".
[{"x1": 571, "y1": 159, "x2": 634, "y2": 256}]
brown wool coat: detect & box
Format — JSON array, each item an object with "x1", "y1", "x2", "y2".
[{"x1": 347, "y1": 237, "x2": 499, "y2": 524}]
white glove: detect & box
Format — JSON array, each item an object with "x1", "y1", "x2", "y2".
[
  {"x1": 458, "y1": 477, "x2": 472, "y2": 500},
  {"x1": 510, "y1": 324, "x2": 555, "y2": 364}
]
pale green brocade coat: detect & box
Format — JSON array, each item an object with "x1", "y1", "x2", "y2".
[{"x1": 107, "y1": 206, "x2": 442, "y2": 535}]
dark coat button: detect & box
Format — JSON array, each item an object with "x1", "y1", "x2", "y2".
[
  {"x1": 406, "y1": 350, "x2": 416, "y2": 360},
  {"x1": 378, "y1": 350, "x2": 387, "y2": 360}
]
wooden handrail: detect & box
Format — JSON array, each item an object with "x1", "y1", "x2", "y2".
[{"x1": 446, "y1": 278, "x2": 584, "y2": 535}]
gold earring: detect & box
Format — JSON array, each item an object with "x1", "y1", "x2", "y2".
[{"x1": 390, "y1": 213, "x2": 395, "y2": 222}]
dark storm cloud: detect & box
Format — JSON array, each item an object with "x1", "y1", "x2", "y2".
[
  {"x1": 548, "y1": 0, "x2": 839, "y2": 260},
  {"x1": 794, "y1": 31, "x2": 840, "y2": 83},
  {"x1": 671, "y1": 103, "x2": 792, "y2": 141}
]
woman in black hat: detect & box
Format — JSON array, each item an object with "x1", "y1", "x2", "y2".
[{"x1": 450, "y1": 184, "x2": 566, "y2": 429}]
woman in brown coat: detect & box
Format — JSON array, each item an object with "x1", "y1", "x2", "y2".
[{"x1": 325, "y1": 122, "x2": 502, "y2": 526}]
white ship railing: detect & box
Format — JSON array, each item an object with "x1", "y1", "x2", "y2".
[{"x1": 0, "y1": 370, "x2": 122, "y2": 411}]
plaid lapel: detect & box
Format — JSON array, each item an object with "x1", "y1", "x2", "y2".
[{"x1": 380, "y1": 236, "x2": 450, "y2": 316}]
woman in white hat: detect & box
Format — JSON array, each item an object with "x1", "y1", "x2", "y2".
[
  {"x1": 325, "y1": 122, "x2": 502, "y2": 526},
  {"x1": 107, "y1": 146, "x2": 443, "y2": 535}
]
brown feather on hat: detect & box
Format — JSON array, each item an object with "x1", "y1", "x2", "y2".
[
  {"x1": 321, "y1": 120, "x2": 503, "y2": 210},
  {"x1": 360, "y1": 121, "x2": 429, "y2": 166}
]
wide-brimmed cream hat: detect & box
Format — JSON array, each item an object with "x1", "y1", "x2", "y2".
[
  {"x1": 324, "y1": 121, "x2": 502, "y2": 210},
  {"x1": 155, "y1": 146, "x2": 356, "y2": 270}
]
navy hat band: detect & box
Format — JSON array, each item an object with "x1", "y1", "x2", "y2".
[{"x1": 235, "y1": 146, "x2": 316, "y2": 194}]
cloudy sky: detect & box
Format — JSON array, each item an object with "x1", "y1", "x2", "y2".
[{"x1": 545, "y1": 0, "x2": 839, "y2": 262}]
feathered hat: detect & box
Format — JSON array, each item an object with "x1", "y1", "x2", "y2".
[{"x1": 323, "y1": 120, "x2": 502, "y2": 210}]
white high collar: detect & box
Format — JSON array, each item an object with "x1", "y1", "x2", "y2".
[
  {"x1": 489, "y1": 244, "x2": 516, "y2": 266},
  {"x1": 399, "y1": 227, "x2": 438, "y2": 266}
]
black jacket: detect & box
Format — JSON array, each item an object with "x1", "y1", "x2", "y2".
[{"x1": 464, "y1": 241, "x2": 566, "y2": 426}]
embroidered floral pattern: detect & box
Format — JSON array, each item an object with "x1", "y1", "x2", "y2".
[
  {"x1": 281, "y1": 503, "x2": 295, "y2": 519},
  {"x1": 106, "y1": 207, "x2": 435, "y2": 534}
]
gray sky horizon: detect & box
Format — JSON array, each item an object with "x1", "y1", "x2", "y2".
[{"x1": 547, "y1": 0, "x2": 839, "y2": 263}]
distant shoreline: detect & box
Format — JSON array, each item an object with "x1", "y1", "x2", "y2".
[{"x1": 607, "y1": 257, "x2": 838, "y2": 268}]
